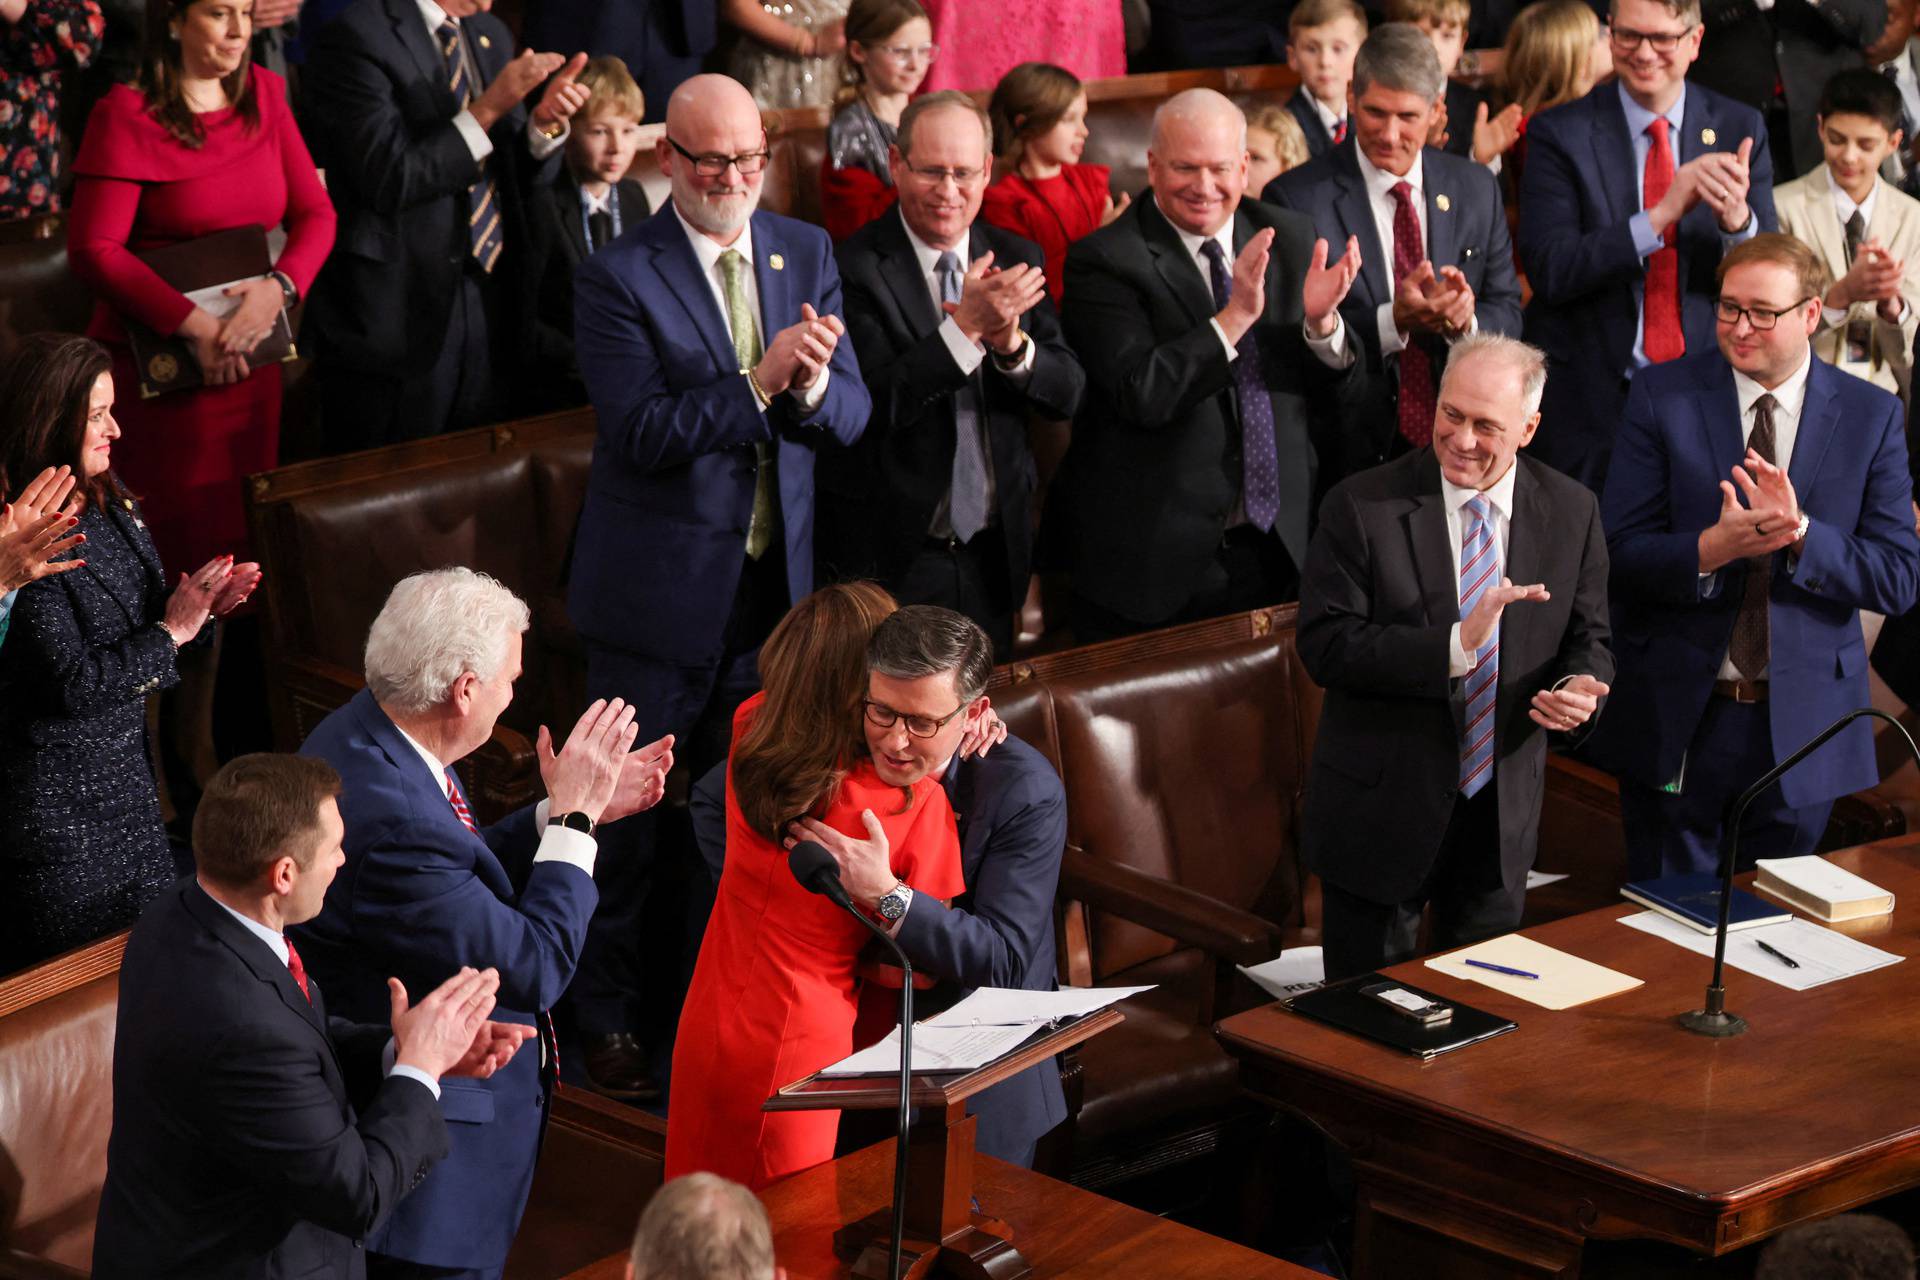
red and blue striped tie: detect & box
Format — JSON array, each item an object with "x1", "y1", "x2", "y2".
[{"x1": 1459, "y1": 495, "x2": 1498, "y2": 798}]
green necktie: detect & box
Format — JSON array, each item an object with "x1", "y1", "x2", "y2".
[{"x1": 719, "y1": 249, "x2": 775, "y2": 561}]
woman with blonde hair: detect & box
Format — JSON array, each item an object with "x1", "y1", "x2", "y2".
[
  {"x1": 1501, "y1": 0, "x2": 1612, "y2": 119},
  {"x1": 1245, "y1": 100, "x2": 1311, "y2": 195},
  {"x1": 666, "y1": 581, "x2": 967, "y2": 1190}
]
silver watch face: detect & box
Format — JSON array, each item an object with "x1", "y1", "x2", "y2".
[{"x1": 876, "y1": 888, "x2": 909, "y2": 921}]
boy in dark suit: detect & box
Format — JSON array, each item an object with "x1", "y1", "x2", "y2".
[
  {"x1": 524, "y1": 56, "x2": 654, "y2": 410},
  {"x1": 1287, "y1": 0, "x2": 1369, "y2": 157}
]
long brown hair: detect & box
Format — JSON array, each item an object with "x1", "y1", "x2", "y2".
[
  {"x1": 988, "y1": 62, "x2": 1082, "y2": 165},
  {"x1": 732, "y1": 581, "x2": 900, "y2": 842},
  {"x1": 0, "y1": 333, "x2": 126, "y2": 512},
  {"x1": 138, "y1": 0, "x2": 260, "y2": 149}
]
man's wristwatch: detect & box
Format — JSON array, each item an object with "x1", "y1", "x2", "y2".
[
  {"x1": 548, "y1": 811, "x2": 596, "y2": 836},
  {"x1": 990, "y1": 330, "x2": 1031, "y2": 368},
  {"x1": 875, "y1": 881, "x2": 914, "y2": 922}
]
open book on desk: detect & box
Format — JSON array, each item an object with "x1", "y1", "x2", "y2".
[{"x1": 817, "y1": 985, "x2": 1153, "y2": 1077}]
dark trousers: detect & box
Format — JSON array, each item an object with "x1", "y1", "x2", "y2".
[
  {"x1": 1070, "y1": 524, "x2": 1299, "y2": 644},
  {"x1": 890, "y1": 526, "x2": 1015, "y2": 659},
  {"x1": 568, "y1": 549, "x2": 787, "y2": 1036},
  {"x1": 1618, "y1": 695, "x2": 1831, "y2": 881},
  {"x1": 1320, "y1": 781, "x2": 1524, "y2": 982},
  {"x1": 319, "y1": 268, "x2": 502, "y2": 455}
]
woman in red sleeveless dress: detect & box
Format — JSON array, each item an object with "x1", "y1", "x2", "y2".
[{"x1": 667, "y1": 583, "x2": 966, "y2": 1190}]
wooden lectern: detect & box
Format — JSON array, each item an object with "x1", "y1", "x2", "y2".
[{"x1": 764, "y1": 1008, "x2": 1122, "y2": 1280}]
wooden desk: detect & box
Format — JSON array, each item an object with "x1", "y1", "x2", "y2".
[
  {"x1": 1216, "y1": 838, "x2": 1920, "y2": 1280},
  {"x1": 558, "y1": 1142, "x2": 1318, "y2": 1279}
]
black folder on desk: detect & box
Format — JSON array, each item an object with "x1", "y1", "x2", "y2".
[{"x1": 1284, "y1": 973, "x2": 1517, "y2": 1059}]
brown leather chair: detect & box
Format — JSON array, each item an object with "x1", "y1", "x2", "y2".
[{"x1": 0, "y1": 215, "x2": 91, "y2": 359}]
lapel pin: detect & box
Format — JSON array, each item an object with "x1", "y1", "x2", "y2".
[
  {"x1": 1701, "y1": 127, "x2": 1717, "y2": 146},
  {"x1": 1436, "y1": 194, "x2": 1451, "y2": 212},
  {"x1": 478, "y1": 33, "x2": 491, "y2": 47},
  {"x1": 769, "y1": 253, "x2": 785, "y2": 270}
]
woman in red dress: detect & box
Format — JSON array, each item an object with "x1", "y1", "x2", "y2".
[
  {"x1": 667, "y1": 582, "x2": 967, "y2": 1190},
  {"x1": 982, "y1": 62, "x2": 1124, "y2": 305},
  {"x1": 66, "y1": 0, "x2": 333, "y2": 798}
]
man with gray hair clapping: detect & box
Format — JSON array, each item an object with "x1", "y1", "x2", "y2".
[{"x1": 293, "y1": 566, "x2": 674, "y2": 1280}]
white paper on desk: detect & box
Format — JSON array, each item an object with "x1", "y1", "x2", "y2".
[
  {"x1": 923, "y1": 984, "x2": 1153, "y2": 1029},
  {"x1": 181, "y1": 275, "x2": 275, "y2": 319},
  {"x1": 1526, "y1": 871, "x2": 1570, "y2": 890},
  {"x1": 1619, "y1": 911, "x2": 1905, "y2": 990},
  {"x1": 1238, "y1": 948, "x2": 1326, "y2": 1000},
  {"x1": 1425, "y1": 933, "x2": 1641, "y2": 1009},
  {"x1": 816, "y1": 1023, "x2": 1037, "y2": 1076}
]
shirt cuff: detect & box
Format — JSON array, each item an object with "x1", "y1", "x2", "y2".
[
  {"x1": 1304, "y1": 314, "x2": 1354, "y2": 367},
  {"x1": 528, "y1": 117, "x2": 567, "y2": 159},
  {"x1": 1377, "y1": 300, "x2": 1407, "y2": 357},
  {"x1": 1630, "y1": 209, "x2": 1663, "y2": 260},
  {"x1": 1485, "y1": 154, "x2": 1503, "y2": 177},
  {"x1": 452, "y1": 109, "x2": 492, "y2": 163},
  {"x1": 1448, "y1": 622, "x2": 1475, "y2": 677},
  {"x1": 940, "y1": 314, "x2": 986, "y2": 374},
  {"x1": 992, "y1": 331, "x2": 1037, "y2": 385},
  {"x1": 1209, "y1": 317, "x2": 1239, "y2": 362},
  {"x1": 382, "y1": 1038, "x2": 444, "y2": 1100},
  {"x1": 790, "y1": 366, "x2": 830, "y2": 411},
  {"x1": 1723, "y1": 209, "x2": 1759, "y2": 244}
]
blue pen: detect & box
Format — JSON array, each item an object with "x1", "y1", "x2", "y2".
[{"x1": 1464, "y1": 958, "x2": 1540, "y2": 980}]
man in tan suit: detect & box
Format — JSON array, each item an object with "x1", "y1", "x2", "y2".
[{"x1": 1775, "y1": 68, "x2": 1920, "y2": 401}]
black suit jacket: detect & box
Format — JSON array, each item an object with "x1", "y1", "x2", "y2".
[
  {"x1": 821, "y1": 213, "x2": 1085, "y2": 593},
  {"x1": 93, "y1": 879, "x2": 448, "y2": 1279},
  {"x1": 1055, "y1": 194, "x2": 1358, "y2": 626},
  {"x1": 1286, "y1": 85, "x2": 1336, "y2": 160},
  {"x1": 1297, "y1": 450, "x2": 1613, "y2": 904},
  {"x1": 301, "y1": 0, "x2": 550, "y2": 373},
  {"x1": 523, "y1": 169, "x2": 651, "y2": 402},
  {"x1": 1266, "y1": 140, "x2": 1524, "y2": 467}
]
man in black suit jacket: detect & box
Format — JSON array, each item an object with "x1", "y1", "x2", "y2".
[
  {"x1": 1298, "y1": 336, "x2": 1614, "y2": 980},
  {"x1": 93, "y1": 754, "x2": 532, "y2": 1280},
  {"x1": 301, "y1": 0, "x2": 592, "y2": 451},
  {"x1": 827, "y1": 92, "x2": 1086, "y2": 656},
  {"x1": 1268, "y1": 23, "x2": 1525, "y2": 469},
  {"x1": 1055, "y1": 87, "x2": 1364, "y2": 641}
]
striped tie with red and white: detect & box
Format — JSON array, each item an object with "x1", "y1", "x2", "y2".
[{"x1": 445, "y1": 767, "x2": 480, "y2": 835}]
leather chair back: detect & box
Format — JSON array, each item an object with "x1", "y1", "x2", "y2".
[{"x1": 0, "y1": 215, "x2": 92, "y2": 357}]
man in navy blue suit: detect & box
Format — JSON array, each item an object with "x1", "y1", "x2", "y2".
[
  {"x1": 296, "y1": 569, "x2": 673, "y2": 1280},
  {"x1": 691, "y1": 606, "x2": 1069, "y2": 1167},
  {"x1": 1268, "y1": 23, "x2": 1524, "y2": 472},
  {"x1": 1592, "y1": 234, "x2": 1920, "y2": 878},
  {"x1": 567, "y1": 73, "x2": 870, "y2": 1099},
  {"x1": 1518, "y1": 0, "x2": 1777, "y2": 493},
  {"x1": 95, "y1": 753, "x2": 530, "y2": 1280}
]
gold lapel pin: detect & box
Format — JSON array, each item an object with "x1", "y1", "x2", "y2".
[
  {"x1": 1436, "y1": 194, "x2": 1451, "y2": 212},
  {"x1": 769, "y1": 253, "x2": 785, "y2": 270},
  {"x1": 1702, "y1": 127, "x2": 1717, "y2": 146},
  {"x1": 478, "y1": 33, "x2": 491, "y2": 47}
]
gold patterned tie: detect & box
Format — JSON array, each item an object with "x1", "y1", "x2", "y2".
[
  {"x1": 718, "y1": 249, "x2": 774, "y2": 561},
  {"x1": 1729, "y1": 394, "x2": 1776, "y2": 681}
]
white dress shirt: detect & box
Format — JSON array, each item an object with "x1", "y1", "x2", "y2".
[
  {"x1": 670, "y1": 204, "x2": 830, "y2": 412},
  {"x1": 1821, "y1": 173, "x2": 1906, "y2": 327},
  {"x1": 415, "y1": 0, "x2": 565, "y2": 164},
  {"x1": 1442, "y1": 461, "x2": 1517, "y2": 675},
  {"x1": 205, "y1": 891, "x2": 441, "y2": 1099},
  {"x1": 895, "y1": 211, "x2": 1038, "y2": 382},
  {"x1": 393, "y1": 723, "x2": 597, "y2": 876},
  {"x1": 1709, "y1": 353, "x2": 1813, "y2": 681},
  {"x1": 1164, "y1": 212, "x2": 1244, "y2": 363}
]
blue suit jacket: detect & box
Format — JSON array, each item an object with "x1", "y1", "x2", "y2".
[
  {"x1": 294, "y1": 689, "x2": 599, "y2": 1270},
  {"x1": 1592, "y1": 352, "x2": 1920, "y2": 807},
  {"x1": 568, "y1": 205, "x2": 870, "y2": 666},
  {"x1": 1518, "y1": 83, "x2": 1777, "y2": 491},
  {"x1": 688, "y1": 734, "x2": 1069, "y2": 1163},
  {"x1": 1265, "y1": 139, "x2": 1523, "y2": 466}
]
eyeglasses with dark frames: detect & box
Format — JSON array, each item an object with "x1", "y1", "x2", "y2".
[
  {"x1": 666, "y1": 133, "x2": 771, "y2": 177},
  {"x1": 863, "y1": 699, "x2": 966, "y2": 739},
  {"x1": 1713, "y1": 296, "x2": 1814, "y2": 331},
  {"x1": 1608, "y1": 23, "x2": 1696, "y2": 52}
]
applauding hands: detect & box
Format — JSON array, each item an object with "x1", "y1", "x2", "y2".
[{"x1": 0, "y1": 466, "x2": 85, "y2": 594}]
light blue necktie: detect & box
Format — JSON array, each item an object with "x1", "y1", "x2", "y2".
[
  {"x1": 1459, "y1": 495, "x2": 1498, "y2": 798},
  {"x1": 936, "y1": 251, "x2": 990, "y2": 543}
]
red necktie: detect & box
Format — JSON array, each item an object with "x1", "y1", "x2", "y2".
[
  {"x1": 1642, "y1": 118, "x2": 1685, "y2": 363},
  {"x1": 285, "y1": 936, "x2": 312, "y2": 1004},
  {"x1": 1332, "y1": 117, "x2": 1348, "y2": 145},
  {"x1": 1390, "y1": 181, "x2": 1437, "y2": 447},
  {"x1": 446, "y1": 767, "x2": 480, "y2": 835}
]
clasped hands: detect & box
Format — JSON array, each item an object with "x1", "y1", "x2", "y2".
[
  {"x1": 1698, "y1": 447, "x2": 1804, "y2": 573},
  {"x1": 1457, "y1": 578, "x2": 1609, "y2": 732},
  {"x1": 1216, "y1": 228, "x2": 1364, "y2": 345},
  {"x1": 945, "y1": 249, "x2": 1045, "y2": 356},
  {"x1": 163, "y1": 554, "x2": 263, "y2": 647},
  {"x1": 1392, "y1": 260, "x2": 1476, "y2": 340},
  {"x1": 388, "y1": 966, "x2": 537, "y2": 1081},
  {"x1": 1828, "y1": 239, "x2": 1907, "y2": 325},
  {"x1": 0, "y1": 466, "x2": 85, "y2": 594},
  {"x1": 536, "y1": 697, "x2": 676, "y2": 828},
  {"x1": 1649, "y1": 137, "x2": 1754, "y2": 237},
  {"x1": 757, "y1": 303, "x2": 845, "y2": 396}
]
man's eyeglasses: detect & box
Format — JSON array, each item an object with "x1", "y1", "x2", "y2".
[
  {"x1": 667, "y1": 133, "x2": 771, "y2": 177},
  {"x1": 1608, "y1": 23, "x2": 1696, "y2": 53},
  {"x1": 863, "y1": 699, "x2": 965, "y2": 739},
  {"x1": 874, "y1": 41, "x2": 938, "y2": 64},
  {"x1": 1714, "y1": 297, "x2": 1813, "y2": 330},
  {"x1": 900, "y1": 160, "x2": 984, "y2": 187}
]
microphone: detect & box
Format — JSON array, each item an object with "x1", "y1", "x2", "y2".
[
  {"x1": 1678, "y1": 707, "x2": 1920, "y2": 1038},
  {"x1": 788, "y1": 841, "x2": 913, "y2": 1279}
]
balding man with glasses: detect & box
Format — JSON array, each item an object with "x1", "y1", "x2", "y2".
[
  {"x1": 567, "y1": 72, "x2": 870, "y2": 1101},
  {"x1": 1518, "y1": 0, "x2": 1777, "y2": 495},
  {"x1": 1591, "y1": 233, "x2": 1920, "y2": 878}
]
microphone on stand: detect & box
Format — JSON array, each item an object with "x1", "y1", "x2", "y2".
[
  {"x1": 1678, "y1": 706, "x2": 1920, "y2": 1038},
  {"x1": 789, "y1": 840, "x2": 912, "y2": 1279}
]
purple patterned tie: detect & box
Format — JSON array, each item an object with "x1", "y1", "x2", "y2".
[
  {"x1": 1200, "y1": 239, "x2": 1282, "y2": 532},
  {"x1": 1459, "y1": 495, "x2": 1499, "y2": 798}
]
